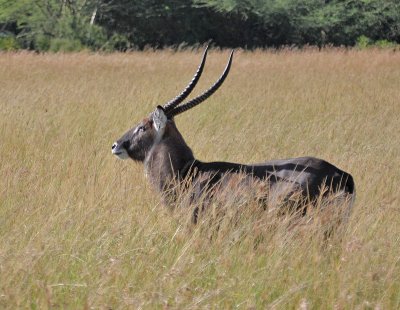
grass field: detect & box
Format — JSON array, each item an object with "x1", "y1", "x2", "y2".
[{"x1": 1, "y1": 49, "x2": 400, "y2": 309}]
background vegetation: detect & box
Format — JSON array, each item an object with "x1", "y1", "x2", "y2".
[
  {"x1": 1, "y1": 0, "x2": 400, "y2": 51},
  {"x1": 1, "y1": 49, "x2": 399, "y2": 308}
]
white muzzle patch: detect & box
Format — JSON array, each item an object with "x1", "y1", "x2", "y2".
[{"x1": 112, "y1": 142, "x2": 129, "y2": 160}]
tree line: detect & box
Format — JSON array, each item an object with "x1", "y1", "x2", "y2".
[{"x1": 1, "y1": 0, "x2": 399, "y2": 51}]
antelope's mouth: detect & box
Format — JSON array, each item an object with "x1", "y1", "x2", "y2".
[{"x1": 112, "y1": 143, "x2": 130, "y2": 160}]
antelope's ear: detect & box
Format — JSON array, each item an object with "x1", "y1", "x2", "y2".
[{"x1": 153, "y1": 106, "x2": 167, "y2": 133}]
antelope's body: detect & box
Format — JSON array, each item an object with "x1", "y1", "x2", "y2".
[{"x1": 112, "y1": 47, "x2": 355, "y2": 220}]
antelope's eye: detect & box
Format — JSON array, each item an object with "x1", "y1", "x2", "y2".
[{"x1": 138, "y1": 125, "x2": 145, "y2": 133}]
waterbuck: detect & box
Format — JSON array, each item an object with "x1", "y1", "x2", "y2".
[{"x1": 112, "y1": 47, "x2": 355, "y2": 221}]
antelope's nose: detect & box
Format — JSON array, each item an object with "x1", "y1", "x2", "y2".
[{"x1": 112, "y1": 142, "x2": 117, "y2": 150}]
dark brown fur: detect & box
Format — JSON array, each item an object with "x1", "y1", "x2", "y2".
[{"x1": 112, "y1": 116, "x2": 355, "y2": 220}]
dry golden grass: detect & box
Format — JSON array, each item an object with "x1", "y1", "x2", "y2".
[{"x1": 0, "y1": 49, "x2": 399, "y2": 309}]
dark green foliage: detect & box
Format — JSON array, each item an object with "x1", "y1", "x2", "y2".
[
  {"x1": 0, "y1": 0, "x2": 399, "y2": 51},
  {"x1": 197, "y1": 0, "x2": 400, "y2": 47},
  {"x1": 312, "y1": 0, "x2": 400, "y2": 46},
  {"x1": 0, "y1": 0, "x2": 107, "y2": 51}
]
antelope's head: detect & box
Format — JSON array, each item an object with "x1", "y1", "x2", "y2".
[{"x1": 112, "y1": 47, "x2": 234, "y2": 162}]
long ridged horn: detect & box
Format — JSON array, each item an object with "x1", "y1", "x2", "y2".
[
  {"x1": 167, "y1": 50, "x2": 233, "y2": 118},
  {"x1": 162, "y1": 46, "x2": 209, "y2": 112}
]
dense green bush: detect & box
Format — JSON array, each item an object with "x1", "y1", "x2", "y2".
[
  {"x1": 0, "y1": 0, "x2": 399, "y2": 51},
  {"x1": 49, "y1": 38, "x2": 84, "y2": 52},
  {"x1": 0, "y1": 0, "x2": 107, "y2": 51},
  {"x1": 356, "y1": 35, "x2": 399, "y2": 50},
  {"x1": 0, "y1": 33, "x2": 20, "y2": 50},
  {"x1": 374, "y1": 39, "x2": 398, "y2": 49}
]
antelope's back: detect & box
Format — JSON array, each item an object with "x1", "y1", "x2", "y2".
[{"x1": 251, "y1": 156, "x2": 355, "y2": 198}]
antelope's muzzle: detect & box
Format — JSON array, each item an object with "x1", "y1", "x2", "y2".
[{"x1": 111, "y1": 142, "x2": 129, "y2": 159}]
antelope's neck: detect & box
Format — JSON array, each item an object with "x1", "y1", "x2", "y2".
[{"x1": 144, "y1": 137, "x2": 194, "y2": 193}]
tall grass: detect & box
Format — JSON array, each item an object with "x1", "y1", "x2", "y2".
[{"x1": 0, "y1": 49, "x2": 399, "y2": 308}]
